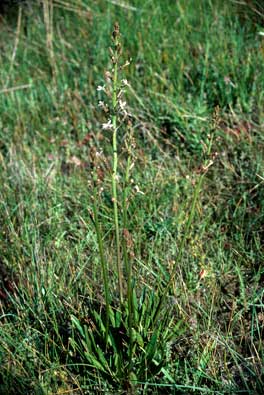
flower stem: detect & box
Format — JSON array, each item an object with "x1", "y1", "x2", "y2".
[
  {"x1": 92, "y1": 200, "x2": 110, "y2": 347},
  {"x1": 112, "y1": 24, "x2": 123, "y2": 304},
  {"x1": 122, "y1": 155, "x2": 133, "y2": 372}
]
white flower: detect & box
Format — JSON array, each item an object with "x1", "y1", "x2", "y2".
[
  {"x1": 122, "y1": 60, "x2": 130, "y2": 68},
  {"x1": 258, "y1": 32, "x2": 264, "y2": 36},
  {"x1": 122, "y1": 79, "x2": 129, "y2": 86},
  {"x1": 97, "y1": 85, "x2": 105, "y2": 92},
  {"x1": 95, "y1": 150, "x2": 103, "y2": 157},
  {"x1": 102, "y1": 120, "x2": 113, "y2": 130},
  {"x1": 98, "y1": 100, "x2": 105, "y2": 107},
  {"x1": 105, "y1": 71, "x2": 112, "y2": 82},
  {"x1": 134, "y1": 185, "x2": 144, "y2": 195},
  {"x1": 119, "y1": 100, "x2": 126, "y2": 111}
]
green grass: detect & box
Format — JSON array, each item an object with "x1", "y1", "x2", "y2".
[{"x1": 0, "y1": 0, "x2": 264, "y2": 394}]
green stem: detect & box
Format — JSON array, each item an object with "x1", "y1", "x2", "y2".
[
  {"x1": 122, "y1": 156, "x2": 131, "y2": 275},
  {"x1": 122, "y1": 156, "x2": 133, "y2": 374},
  {"x1": 112, "y1": 38, "x2": 123, "y2": 304},
  {"x1": 92, "y1": 200, "x2": 110, "y2": 347}
]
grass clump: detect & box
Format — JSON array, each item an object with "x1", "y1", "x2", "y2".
[{"x1": 0, "y1": 1, "x2": 264, "y2": 394}]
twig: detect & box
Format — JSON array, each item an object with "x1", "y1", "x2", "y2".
[{"x1": 0, "y1": 84, "x2": 32, "y2": 95}]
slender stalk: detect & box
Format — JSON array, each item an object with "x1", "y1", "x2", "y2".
[
  {"x1": 111, "y1": 24, "x2": 123, "y2": 304},
  {"x1": 122, "y1": 156, "x2": 134, "y2": 374},
  {"x1": 122, "y1": 155, "x2": 131, "y2": 275},
  {"x1": 92, "y1": 200, "x2": 110, "y2": 346}
]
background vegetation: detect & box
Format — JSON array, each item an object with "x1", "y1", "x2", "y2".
[{"x1": 0, "y1": 0, "x2": 263, "y2": 394}]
